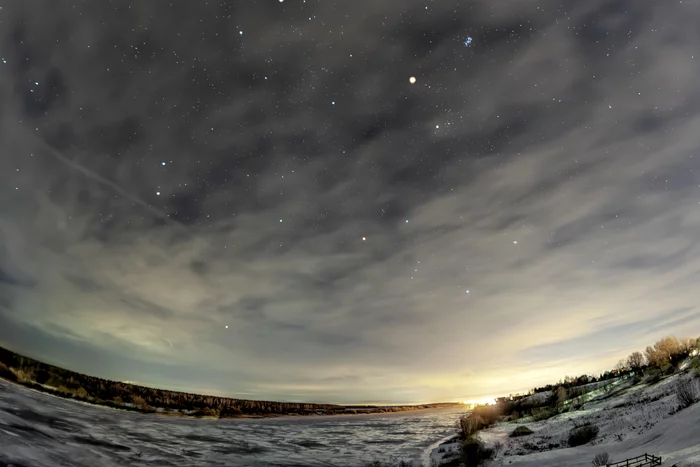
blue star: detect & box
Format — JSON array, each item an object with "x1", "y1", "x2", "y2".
[{"x1": 464, "y1": 36, "x2": 473, "y2": 47}]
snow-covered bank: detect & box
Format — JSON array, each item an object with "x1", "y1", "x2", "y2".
[
  {"x1": 424, "y1": 434, "x2": 461, "y2": 466},
  {"x1": 430, "y1": 371, "x2": 700, "y2": 466}
]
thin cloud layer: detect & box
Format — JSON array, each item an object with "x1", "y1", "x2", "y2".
[{"x1": 1, "y1": 0, "x2": 700, "y2": 403}]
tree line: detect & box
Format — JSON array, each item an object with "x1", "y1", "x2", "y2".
[
  {"x1": 0, "y1": 346, "x2": 457, "y2": 417},
  {"x1": 481, "y1": 335, "x2": 699, "y2": 423}
]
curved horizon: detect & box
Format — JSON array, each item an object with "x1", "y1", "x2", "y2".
[{"x1": 2, "y1": 0, "x2": 700, "y2": 404}]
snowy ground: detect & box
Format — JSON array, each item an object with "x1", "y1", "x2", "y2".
[
  {"x1": 431, "y1": 371, "x2": 700, "y2": 466},
  {"x1": 0, "y1": 379, "x2": 467, "y2": 467}
]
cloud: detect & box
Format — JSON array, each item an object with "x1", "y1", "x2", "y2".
[{"x1": 1, "y1": 0, "x2": 700, "y2": 403}]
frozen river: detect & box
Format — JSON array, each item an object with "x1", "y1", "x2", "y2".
[{"x1": 0, "y1": 380, "x2": 466, "y2": 466}]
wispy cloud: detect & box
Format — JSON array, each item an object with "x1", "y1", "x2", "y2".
[{"x1": 1, "y1": 0, "x2": 700, "y2": 403}]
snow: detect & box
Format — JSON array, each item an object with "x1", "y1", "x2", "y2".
[
  {"x1": 0, "y1": 380, "x2": 467, "y2": 467},
  {"x1": 431, "y1": 370, "x2": 700, "y2": 466}
]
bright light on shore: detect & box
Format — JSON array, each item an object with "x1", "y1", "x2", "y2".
[{"x1": 461, "y1": 397, "x2": 496, "y2": 407}]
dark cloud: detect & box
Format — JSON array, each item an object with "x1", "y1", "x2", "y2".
[{"x1": 1, "y1": 0, "x2": 700, "y2": 403}]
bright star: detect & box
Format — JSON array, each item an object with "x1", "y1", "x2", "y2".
[
  {"x1": 466, "y1": 290, "x2": 470, "y2": 294},
  {"x1": 409, "y1": 76, "x2": 416, "y2": 84},
  {"x1": 156, "y1": 191, "x2": 161, "y2": 196},
  {"x1": 513, "y1": 240, "x2": 518, "y2": 244},
  {"x1": 362, "y1": 237, "x2": 366, "y2": 241},
  {"x1": 161, "y1": 162, "x2": 166, "y2": 166}
]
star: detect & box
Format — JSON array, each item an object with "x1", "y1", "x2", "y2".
[
  {"x1": 466, "y1": 290, "x2": 470, "y2": 294},
  {"x1": 225, "y1": 325, "x2": 229, "y2": 329},
  {"x1": 156, "y1": 191, "x2": 161, "y2": 196},
  {"x1": 161, "y1": 162, "x2": 166, "y2": 166},
  {"x1": 362, "y1": 236, "x2": 366, "y2": 241},
  {"x1": 409, "y1": 76, "x2": 416, "y2": 84},
  {"x1": 513, "y1": 240, "x2": 518, "y2": 244}
]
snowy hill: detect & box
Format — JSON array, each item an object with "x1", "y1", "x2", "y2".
[{"x1": 431, "y1": 367, "x2": 700, "y2": 466}]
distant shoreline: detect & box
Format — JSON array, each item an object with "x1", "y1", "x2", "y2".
[
  {"x1": 0, "y1": 376, "x2": 462, "y2": 421},
  {"x1": 0, "y1": 346, "x2": 461, "y2": 420}
]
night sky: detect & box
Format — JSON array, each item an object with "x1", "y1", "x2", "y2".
[{"x1": 1, "y1": 1, "x2": 700, "y2": 405}]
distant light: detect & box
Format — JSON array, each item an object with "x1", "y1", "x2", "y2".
[
  {"x1": 225, "y1": 325, "x2": 229, "y2": 329},
  {"x1": 156, "y1": 191, "x2": 161, "y2": 196},
  {"x1": 332, "y1": 101, "x2": 336, "y2": 105},
  {"x1": 279, "y1": 219, "x2": 283, "y2": 223},
  {"x1": 161, "y1": 162, "x2": 166, "y2": 166},
  {"x1": 239, "y1": 31, "x2": 243, "y2": 35},
  {"x1": 513, "y1": 240, "x2": 518, "y2": 244},
  {"x1": 466, "y1": 290, "x2": 470, "y2": 294},
  {"x1": 362, "y1": 237, "x2": 366, "y2": 241},
  {"x1": 405, "y1": 219, "x2": 409, "y2": 223},
  {"x1": 409, "y1": 76, "x2": 416, "y2": 84}
]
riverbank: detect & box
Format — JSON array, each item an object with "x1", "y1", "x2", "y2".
[
  {"x1": 0, "y1": 375, "x2": 461, "y2": 421},
  {"x1": 0, "y1": 378, "x2": 465, "y2": 467},
  {"x1": 429, "y1": 368, "x2": 700, "y2": 466}
]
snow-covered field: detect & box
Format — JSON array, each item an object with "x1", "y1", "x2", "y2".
[
  {"x1": 0, "y1": 379, "x2": 467, "y2": 467},
  {"x1": 432, "y1": 372, "x2": 700, "y2": 466}
]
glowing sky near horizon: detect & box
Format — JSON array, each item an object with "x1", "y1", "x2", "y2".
[{"x1": 1, "y1": 0, "x2": 700, "y2": 404}]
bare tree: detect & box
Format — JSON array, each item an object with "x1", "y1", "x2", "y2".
[
  {"x1": 679, "y1": 338, "x2": 696, "y2": 354},
  {"x1": 592, "y1": 452, "x2": 610, "y2": 466},
  {"x1": 645, "y1": 336, "x2": 682, "y2": 368},
  {"x1": 627, "y1": 351, "x2": 645, "y2": 373},
  {"x1": 556, "y1": 386, "x2": 568, "y2": 405},
  {"x1": 676, "y1": 378, "x2": 696, "y2": 409},
  {"x1": 614, "y1": 359, "x2": 627, "y2": 374}
]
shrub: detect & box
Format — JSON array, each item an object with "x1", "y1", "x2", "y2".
[
  {"x1": 510, "y1": 426, "x2": 534, "y2": 437},
  {"x1": 533, "y1": 407, "x2": 558, "y2": 421},
  {"x1": 493, "y1": 442, "x2": 503, "y2": 456},
  {"x1": 461, "y1": 437, "x2": 495, "y2": 467},
  {"x1": 556, "y1": 386, "x2": 569, "y2": 404},
  {"x1": 648, "y1": 370, "x2": 662, "y2": 384},
  {"x1": 0, "y1": 362, "x2": 18, "y2": 382},
  {"x1": 676, "y1": 378, "x2": 696, "y2": 409},
  {"x1": 568, "y1": 423, "x2": 599, "y2": 447},
  {"x1": 592, "y1": 452, "x2": 610, "y2": 466}
]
